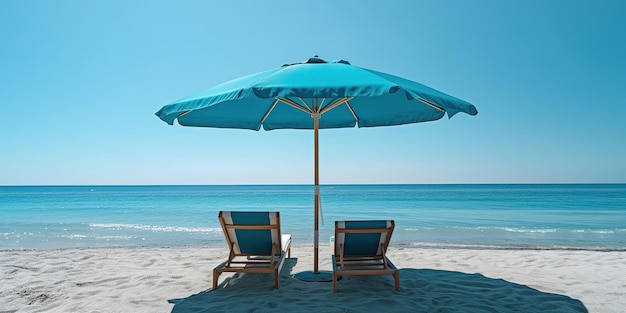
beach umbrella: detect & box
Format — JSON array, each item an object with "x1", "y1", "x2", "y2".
[{"x1": 155, "y1": 56, "x2": 478, "y2": 280}]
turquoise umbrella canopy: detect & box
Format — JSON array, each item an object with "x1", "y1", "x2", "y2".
[
  {"x1": 156, "y1": 57, "x2": 477, "y2": 130},
  {"x1": 155, "y1": 57, "x2": 478, "y2": 278}
]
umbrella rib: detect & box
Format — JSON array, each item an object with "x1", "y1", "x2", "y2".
[
  {"x1": 297, "y1": 98, "x2": 314, "y2": 112},
  {"x1": 318, "y1": 98, "x2": 326, "y2": 110},
  {"x1": 416, "y1": 98, "x2": 445, "y2": 112},
  {"x1": 277, "y1": 97, "x2": 314, "y2": 114},
  {"x1": 319, "y1": 97, "x2": 353, "y2": 114},
  {"x1": 261, "y1": 98, "x2": 281, "y2": 124},
  {"x1": 344, "y1": 100, "x2": 359, "y2": 123},
  {"x1": 178, "y1": 110, "x2": 193, "y2": 118}
]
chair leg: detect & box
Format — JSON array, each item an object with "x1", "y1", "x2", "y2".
[
  {"x1": 213, "y1": 269, "x2": 220, "y2": 290},
  {"x1": 333, "y1": 272, "x2": 338, "y2": 293},
  {"x1": 274, "y1": 269, "x2": 279, "y2": 289},
  {"x1": 394, "y1": 272, "x2": 400, "y2": 291}
]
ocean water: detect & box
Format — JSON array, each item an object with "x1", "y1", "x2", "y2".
[{"x1": 1, "y1": 184, "x2": 625, "y2": 250}]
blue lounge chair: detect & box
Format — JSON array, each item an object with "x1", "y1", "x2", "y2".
[
  {"x1": 332, "y1": 220, "x2": 399, "y2": 292},
  {"x1": 213, "y1": 211, "x2": 292, "y2": 289}
]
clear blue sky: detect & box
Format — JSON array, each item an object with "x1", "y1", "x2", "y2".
[{"x1": 1, "y1": 0, "x2": 625, "y2": 185}]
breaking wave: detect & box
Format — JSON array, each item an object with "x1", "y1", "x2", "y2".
[{"x1": 89, "y1": 223, "x2": 221, "y2": 233}]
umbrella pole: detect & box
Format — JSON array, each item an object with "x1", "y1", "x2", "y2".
[
  {"x1": 313, "y1": 114, "x2": 320, "y2": 273},
  {"x1": 274, "y1": 98, "x2": 321, "y2": 270},
  {"x1": 293, "y1": 107, "x2": 332, "y2": 282}
]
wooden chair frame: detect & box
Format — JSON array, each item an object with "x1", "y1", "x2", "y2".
[
  {"x1": 332, "y1": 220, "x2": 399, "y2": 292},
  {"x1": 213, "y1": 211, "x2": 291, "y2": 289}
]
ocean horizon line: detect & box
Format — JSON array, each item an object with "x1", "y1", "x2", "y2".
[{"x1": 2, "y1": 182, "x2": 625, "y2": 187}]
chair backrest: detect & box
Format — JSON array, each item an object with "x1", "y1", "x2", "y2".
[
  {"x1": 334, "y1": 220, "x2": 394, "y2": 257},
  {"x1": 219, "y1": 211, "x2": 282, "y2": 256}
]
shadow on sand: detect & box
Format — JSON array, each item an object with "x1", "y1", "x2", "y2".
[{"x1": 169, "y1": 258, "x2": 587, "y2": 313}]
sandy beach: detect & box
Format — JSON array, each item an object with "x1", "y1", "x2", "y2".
[{"x1": 1, "y1": 245, "x2": 624, "y2": 313}]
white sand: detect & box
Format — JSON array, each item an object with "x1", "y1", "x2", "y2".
[{"x1": 1, "y1": 245, "x2": 625, "y2": 312}]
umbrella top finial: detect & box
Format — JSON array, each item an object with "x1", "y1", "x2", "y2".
[{"x1": 282, "y1": 57, "x2": 351, "y2": 67}]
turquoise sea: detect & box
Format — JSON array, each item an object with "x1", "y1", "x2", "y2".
[{"x1": 1, "y1": 184, "x2": 625, "y2": 251}]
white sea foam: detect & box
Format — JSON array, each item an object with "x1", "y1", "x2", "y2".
[
  {"x1": 99, "y1": 235, "x2": 136, "y2": 240},
  {"x1": 499, "y1": 227, "x2": 558, "y2": 233},
  {"x1": 62, "y1": 234, "x2": 88, "y2": 239},
  {"x1": 89, "y1": 223, "x2": 221, "y2": 233},
  {"x1": 402, "y1": 226, "x2": 619, "y2": 234},
  {"x1": 400, "y1": 241, "x2": 626, "y2": 251}
]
